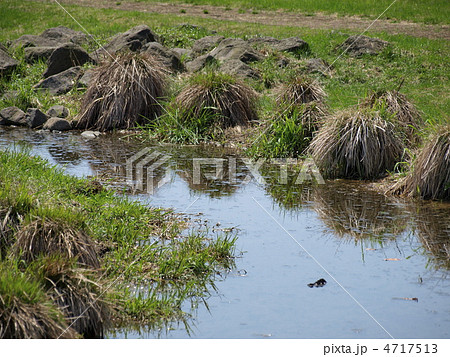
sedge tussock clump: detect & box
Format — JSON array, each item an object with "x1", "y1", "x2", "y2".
[
  {"x1": 276, "y1": 76, "x2": 327, "y2": 135},
  {"x1": 0, "y1": 207, "x2": 20, "y2": 256},
  {"x1": 276, "y1": 75, "x2": 326, "y2": 108},
  {"x1": 175, "y1": 72, "x2": 259, "y2": 128},
  {"x1": 391, "y1": 126, "x2": 450, "y2": 200},
  {"x1": 34, "y1": 256, "x2": 109, "y2": 338},
  {"x1": 0, "y1": 264, "x2": 78, "y2": 338},
  {"x1": 12, "y1": 219, "x2": 100, "y2": 269},
  {"x1": 77, "y1": 53, "x2": 167, "y2": 131},
  {"x1": 363, "y1": 90, "x2": 422, "y2": 145},
  {"x1": 310, "y1": 108, "x2": 404, "y2": 179}
]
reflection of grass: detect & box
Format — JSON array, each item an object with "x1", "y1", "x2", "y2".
[
  {"x1": 313, "y1": 183, "x2": 409, "y2": 242},
  {"x1": 411, "y1": 203, "x2": 450, "y2": 270},
  {"x1": 261, "y1": 162, "x2": 316, "y2": 211},
  {"x1": 0, "y1": 149, "x2": 237, "y2": 337}
]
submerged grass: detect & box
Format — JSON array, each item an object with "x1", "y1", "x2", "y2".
[{"x1": 0, "y1": 149, "x2": 237, "y2": 337}]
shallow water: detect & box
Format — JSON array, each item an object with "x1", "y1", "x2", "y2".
[{"x1": 1, "y1": 127, "x2": 449, "y2": 339}]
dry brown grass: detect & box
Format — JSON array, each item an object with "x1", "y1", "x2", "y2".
[
  {"x1": 77, "y1": 53, "x2": 167, "y2": 131},
  {"x1": 363, "y1": 90, "x2": 422, "y2": 146},
  {"x1": 0, "y1": 207, "x2": 20, "y2": 256},
  {"x1": 0, "y1": 265, "x2": 79, "y2": 339},
  {"x1": 276, "y1": 75, "x2": 326, "y2": 108},
  {"x1": 12, "y1": 219, "x2": 100, "y2": 269},
  {"x1": 389, "y1": 126, "x2": 450, "y2": 200},
  {"x1": 275, "y1": 76, "x2": 327, "y2": 136},
  {"x1": 175, "y1": 72, "x2": 258, "y2": 128},
  {"x1": 309, "y1": 108, "x2": 405, "y2": 179},
  {"x1": 36, "y1": 255, "x2": 109, "y2": 338},
  {"x1": 0, "y1": 297, "x2": 79, "y2": 338}
]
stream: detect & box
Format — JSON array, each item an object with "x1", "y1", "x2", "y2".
[{"x1": 1, "y1": 126, "x2": 449, "y2": 339}]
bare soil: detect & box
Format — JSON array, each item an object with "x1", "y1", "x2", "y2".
[{"x1": 56, "y1": 0, "x2": 450, "y2": 40}]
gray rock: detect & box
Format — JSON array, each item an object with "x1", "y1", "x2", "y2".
[
  {"x1": 39, "y1": 26, "x2": 88, "y2": 46},
  {"x1": 100, "y1": 25, "x2": 157, "y2": 55},
  {"x1": 185, "y1": 54, "x2": 217, "y2": 73},
  {"x1": 77, "y1": 69, "x2": 95, "y2": 88},
  {"x1": 47, "y1": 105, "x2": 69, "y2": 118},
  {"x1": 220, "y1": 59, "x2": 260, "y2": 80},
  {"x1": 24, "y1": 46, "x2": 57, "y2": 63},
  {"x1": 0, "y1": 106, "x2": 27, "y2": 126},
  {"x1": 172, "y1": 48, "x2": 192, "y2": 60},
  {"x1": 43, "y1": 117, "x2": 72, "y2": 131},
  {"x1": 141, "y1": 42, "x2": 184, "y2": 72},
  {"x1": 305, "y1": 58, "x2": 333, "y2": 76},
  {"x1": 11, "y1": 26, "x2": 88, "y2": 49},
  {"x1": 338, "y1": 35, "x2": 389, "y2": 57},
  {"x1": 1, "y1": 90, "x2": 19, "y2": 102},
  {"x1": 247, "y1": 36, "x2": 280, "y2": 46},
  {"x1": 0, "y1": 48, "x2": 19, "y2": 76},
  {"x1": 25, "y1": 108, "x2": 48, "y2": 128},
  {"x1": 272, "y1": 37, "x2": 309, "y2": 55},
  {"x1": 209, "y1": 38, "x2": 263, "y2": 63},
  {"x1": 81, "y1": 130, "x2": 101, "y2": 139},
  {"x1": 43, "y1": 43, "x2": 94, "y2": 78},
  {"x1": 191, "y1": 35, "x2": 224, "y2": 55},
  {"x1": 35, "y1": 66, "x2": 82, "y2": 95}
]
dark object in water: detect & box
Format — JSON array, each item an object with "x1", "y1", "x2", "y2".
[{"x1": 307, "y1": 278, "x2": 327, "y2": 288}]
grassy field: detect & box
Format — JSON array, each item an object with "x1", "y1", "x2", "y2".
[
  {"x1": 1, "y1": 0, "x2": 448, "y2": 127},
  {"x1": 132, "y1": 0, "x2": 450, "y2": 24}
]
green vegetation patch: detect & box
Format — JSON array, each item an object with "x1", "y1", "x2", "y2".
[{"x1": 0, "y1": 149, "x2": 237, "y2": 337}]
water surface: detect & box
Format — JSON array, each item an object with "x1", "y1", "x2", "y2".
[{"x1": 1, "y1": 127, "x2": 449, "y2": 339}]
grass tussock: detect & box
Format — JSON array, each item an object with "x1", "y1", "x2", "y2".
[
  {"x1": 0, "y1": 207, "x2": 20, "y2": 256},
  {"x1": 0, "y1": 263, "x2": 78, "y2": 338},
  {"x1": 175, "y1": 72, "x2": 259, "y2": 128},
  {"x1": 34, "y1": 255, "x2": 109, "y2": 338},
  {"x1": 276, "y1": 75, "x2": 326, "y2": 109},
  {"x1": 310, "y1": 108, "x2": 405, "y2": 179},
  {"x1": 77, "y1": 52, "x2": 167, "y2": 131},
  {"x1": 363, "y1": 90, "x2": 422, "y2": 145},
  {"x1": 12, "y1": 219, "x2": 100, "y2": 269},
  {"x1": 276, "y1": 77, "x2": 328, "y2": 136},
  {"x1": 390, "y1": 126, "x2": 450, "y2": 200}
]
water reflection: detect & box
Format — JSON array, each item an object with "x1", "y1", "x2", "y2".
[
  {"x1": 409, "y1": 202, "x2": 450, "y2": 270},
  {"x1": 261, "y1": 163, "x2": 316, "y2": 212},
  {"x1": 2, "y1": 127, "x2": 450, "y2": 338},
  {"x1": 312, "y1": 182, "x2": 410, "y2": 243}
]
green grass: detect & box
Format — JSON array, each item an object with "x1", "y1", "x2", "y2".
[
  {"x1": 0, "y1": 149, "x2": 237, "y2": 334},
  {"x1": 132, "y1": 0, "x2": 449, "y2": 24},
  {"x1": 0, "y1": 0, "x2": 448, "y2": 149},
  {"x1": 248, "y1": 110, "x2": 311, "y2": 158},
  {"x1": 2, "y1": 0, "x2": 447, "y2": 127}
]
